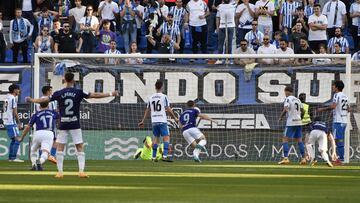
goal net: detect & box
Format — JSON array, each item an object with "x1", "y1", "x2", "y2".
[{"x1": 33, "y1": 53, "x2": 360, "y2": 163}]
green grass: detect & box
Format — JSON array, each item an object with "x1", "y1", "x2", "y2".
[{"x1": 0, "y1": 160, "x2": 360, "y2": 203}]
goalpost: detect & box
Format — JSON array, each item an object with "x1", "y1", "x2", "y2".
[{"x1": 33, "y1": 53, "x2": 358, "y2": 163}]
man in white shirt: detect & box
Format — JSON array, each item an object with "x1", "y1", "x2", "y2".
[
  {"x1": 158, "y1": 0, "x2": 169, "y2": 20},
  {"x1": 98, "y1": 0, "x2": 119, "y2": 31},
  {"x1": 185, "y1": 0, "x2": 210, "y2": 54},
  {"x1": 134, "y1": 0, "x2": 144, "y2": 47},
  {"x1": 234, "y1": 39, "x2": 256, "y2": 65},
  {"x1": 350, "y1": 0, "x2": 360, "y2": 52},
  {"x1": 104, "y1": 40, "x2": 121, "y2": 65},
  {"x1": 69, "y1": 0, "x2": 86, "y2": 33},
  {"x1": 257, "y1": 35, "x2": 276, "y2": 65},
  {"x1": 255, "y1": 0, "x2": 275, "y2": 40},
  {"x1": 322, "y1": 0, "x2": 347, "y2": 39},
  {"x1": 9, "y1": 8, "x2": 34, "y2": 63},
  {"x1": 236, "y1": 0, "x2": 255, "y2": 45},
  {"x1": 308, "y1": 4, "x2": 328, "y2": 53},
  {"x1": 275, "y1": 39, "x2": 294, "y2": 64}
]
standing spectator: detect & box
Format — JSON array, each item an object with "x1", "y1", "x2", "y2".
[
  {"x1": 36, "y1": 0, "x2": 56, "y2": 11},
  {"x1": 69, "y1": 0, "x2": 86, "y2": 33},
  {"x1": 54, "y1": 21, "x2": 82, "y2": 53},
  {"x1": 33, "y1": 7, "x2": 58, "y2": 32},
  {"x1": 159, "y1": 0, "x2": 169, "y2": 20},
  {"x1": 120, "y1": 0, "x2": 138, "y2": 53},
  {"x1": 50, "y1": 18, "x2": 61, "y2": 41},
  {"x1": 255, "y1": 0, "x2": 275, "y2": 39},
  {"x1": 304, "y1": 0, "x2": 314, "y2": 18},
  {"x1": 207, "y1": 0, "x2": 222, "y2": 46},
  {"x1": 215, "y1": 0, "x2": 236, "y2": 64},
  {"x1": 104, "y1": 40, "x2": 121, "y2": 65},
  {"x1": 9, "y1": 8, "x2": 34, "y2": 63},
  {"x1": 350, "y1": 0, "x2": 360, "y2": 52},
  {"x1": 34, "y1": 26, "x2": 54, "y2": 53},
  {"x1": 58, "y1": 0, "x2": 72, "y2": 20},
  {"x1": 275, "y1": 39, "x2": 294, "y2": 64},
  {"x1": 15, "y1": 0, "x2": 37, "y2": 41},
  {"x1": 292, "y1": 6, "x2": 308, "y2": 34},
  {"x1": 186, "y1": 0, "x2": 209, "y2": 54},
  {"x1": 234, "y1": 39, "x2": 256, "y2": 65},
  {"x1": 98, "y1": 0, "x2": 119, "y2": 31},
  {"x1": 257, "y1": 34, "x2": 277, "y2": 65},
  {"x1": 308, "y1": 4, "x2": 327, "y2": 53},
  {"x1": 158, "y1": 13, "x2": 181, "y2": 53},
  {"x1": 295, "y1": 37, "x2": 314, "y2": 64},
  {"x1": 169, "y1": 0, "x2": 187, "y2": 53},
  {"x1": 289, "y1": 21, "x2": 307, "y2": 51},
  {"x1": 134, "y1": 0, "x2": 144, "y2": 47},
  {"x1": 98, "y1": 20, "x2": 116, "y2": 53},
  {"x1": 235, "y1": 0, "x2": 255, "y2": 44},
  {"x1": 125, "y1": 42, "x2": 143, "y2": 64},
  {"x1": 327, "y1": 27, "x2": 349, "y2": 54},
  {"x1": 279, "y1": 0, "x2": 300, "y2": 31},
  {"x1": 244, "y1": 20, "x2": 264, "y2": 52},
  {"x1": 80, "y1": 5, "x2": 99, "y2": 53},
  {"x1": 351, "y1": 50, "x2": 360, "y2": 62},
  {"x1": 322, "y1": 0, "x2": 346, "y2": 39},
  {"x1": 0, "y1": 12, "x2": 6, "y2": 63}
]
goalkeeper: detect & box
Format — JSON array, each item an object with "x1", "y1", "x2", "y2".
[{"x1": 134, "y1": 136, "x2": 163, "y2": 161}]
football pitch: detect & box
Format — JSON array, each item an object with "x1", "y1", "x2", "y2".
[{"x1": 0, "y1": 161, "x2": 359, "y2": 203}]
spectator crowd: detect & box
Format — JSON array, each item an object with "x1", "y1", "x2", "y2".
[{"x1": 0, "y1": 0, "x2": 360, "y2": 64}]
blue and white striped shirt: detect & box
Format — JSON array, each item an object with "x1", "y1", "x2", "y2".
[
  {"x1": 160, "y1": 22, "x2": 180, "y2": 42},
  {"x1": 304, "y1": 5, "x2": 314, "y2": 18},
  {"x1": 352, "y1": 51, "x2": 360, "y2": 61},
  {"x1": 327, "y1": 36, "x2": 349, "y2": 53},
  {"x1": 244, "y1": 30, "x2": 264, "y2": 51},
  {"x1": 169, "y1": 6, "x2": 187, "y2": 28},
  {"x1": 280, "y1": 1, "x2": 300, "y2": 28}
]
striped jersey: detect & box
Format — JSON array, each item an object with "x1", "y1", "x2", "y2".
[
  {"x1": 280, "y1": 1, "x2": 300, "y2": 28},
  {"x1": 310, "y1": 121, "x2": 329, "y2": 134},
  {"x1": 352, "y1": 51, "x2": 360, "y2": 61},
  {"x1": 36, "y1": 96, "x2": 57, "y2": 112},
  {"x1": 244, "y1": 30, "x2": 264, "y2": 51},
  {"x1": 304, "y1": 5, "x2": 314, "y2": 18},
  {"x1": 327, "y1": 36, "x2": 349, "y2": 54},
  {"x1": 2, "y1": 94, "x2": 17, "y2": 125},
  {"x1": 169, "y1": 6, "x2": 186, "y2": 28},
  {"x1": 160, "y1": 22, "x2": 180, "y2": 42}
]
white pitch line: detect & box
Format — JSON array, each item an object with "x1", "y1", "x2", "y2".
[{"x1": 0, "y1": 184, "x2": 159, "y2": 190}]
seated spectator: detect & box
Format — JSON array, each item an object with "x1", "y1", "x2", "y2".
[
  {"x1": 125, "y1": 42, "x2": 143, "y2": 64},
  {"x1": 327, "y1": 28, "x2": 349, "y2": 54},
  {"x1": 234, "y1": 39, "x2": 256, "y2": 65},
  {"x1": 34, "y1": 26, "x2": 54, "y2": 53},
  {"x1": 0, "y1": 12, "x2": 6, "y2": 63},
  {"x1": 351, "y1": 50, "x2": 360, "y2": 62},
  {"x1": 292, "y1": 6, "x2": 308, "y2": 34},
  {"x1": 69, "y1": 0, "x2": 86, "y2": 33},
  {"x1": 80, "y1": 5, "x2": 99, "y2": 53},
  {"x1": 9, "y1": 8, "x2": 34, "y2": 63},
  {"x1": 308, "y1": 4, "x2": 327, "y2": 53},
  {"x1": 33, "y1": 7, "x2": 58, "y2": 33},
  {"x1": 289, "y1": 22, "x2": 307, "y2": 51},
  {"x1": 157, "y1": 13, "x2": 181, "y2": 54},
  {"x1": 255, "y1": 0, "x2": 275, "y2": 39},
  {"x1": 235, "y1": 0, "x2": 255, "y2": 44},
  {"x1": 279, "y1": 0, "x2": 300, "y2": 32},
  {"x1": 304, "y1": 0, "x2": 314, "y2": 18},
  {"x1": 275, "y1": 39, "x2": 294, "y2": 65},
  {"x1": 350, "y1": 0, "x2": 360, "y2": 52},
  {"x1": 98, "y1": 0, "x2": 119, "y2": 31},
  {"x1": 104, "y1": 40, "x2": 121, "y2": 65},
  {"x1": 97, "y1": 20, "x2": 116, "y2": 53},
  {"x1": 322, "y1": 0, "x2": 346, "y2": 39},
  {"x1": 257, "y1": 35, "x2": 277, "y2": 65},
  {"x1": 332, "y1": 42, "x2": 346, "y2": 63},
  {"x1": 313, "y1": 44, "x2": 331, "y2": 65},
  {"x1": 119, "y1": 0, "x2": 138, "y2": 54},
  {"x1": 244, "y1": 20, "x2": 264, "y2": 52},
  {"x1": 147, "y1": 33, "x2": 175, "y2": 55},
  {"x1": 295, "y1": 37, "x2": 314, "y2": 64},
  {"x1": 54, "y1": 22, "x2": 82, "y2": 53},
  {"x1": 272, "y1": 31, "x2": 281, "y2": 49}
]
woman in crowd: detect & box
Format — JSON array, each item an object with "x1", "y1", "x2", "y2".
[
  {"x1": 34, "y1": 26, "x2": 54, "y2": 53},
  {"x1": 126, "y1": 42, "x2": 143, "y2": 64},
  {"x1": 79, "y1": 5, "x2": 99, "y2": 53}
]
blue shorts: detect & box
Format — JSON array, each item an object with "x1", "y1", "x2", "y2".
[
  {"x1": 6, "y1": 125, "x2": 19, "y2": 138},
  {"x1": 284, "y1": 126, "x2": 302, "y2": 139},
  {"x1": 333, "y1": 123, "x2": 347, "y2": 140},
  {"x1": 152, "y1": 123, "x2": 169, "y2": 137}
]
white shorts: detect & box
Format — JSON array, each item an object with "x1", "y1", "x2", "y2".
[
  {"x1": 57, "y1": 129, "x2": 83, "y2": 144},
  {"x1": 182, "y1": 128, "x2": 204, "y2": 145},
  {"x1": 31, "y1": 130, "x2": 54, "y2": 153},
  {"x1": 308, "y1": 129, "x2": 328, "y2": 152}
]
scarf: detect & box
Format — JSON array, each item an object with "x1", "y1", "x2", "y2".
[{"x1": 12, "y1": 17, "x2": 27, "y2": 40}]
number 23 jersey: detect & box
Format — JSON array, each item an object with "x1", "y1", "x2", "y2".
[
  {"x1": 333, "y1": 92, "x2": 349, "y2": 124},
  {"x1": 147, "y1": 93, "x2": 170, "y2": 124}
]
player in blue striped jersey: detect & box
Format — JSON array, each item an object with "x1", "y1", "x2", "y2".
[
  {"x1": 18, "y1": 101, "x2": 60, "y2": 170},
  {"x1": 279, "y1": 0, "x2": 300, "y2": 30},
  {"x1": 179, "y1": 100, "x2": 217, "y2": 162},
  {"x1": 327, "y1": 28, "x2": 349, "y2": 54},
  {"x1": 305, "y1": 117, "x2": 336, "y2": 167}
]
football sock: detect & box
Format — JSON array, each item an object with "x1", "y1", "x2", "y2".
[
  {"x1": 193, "y1": 148, "x2": 200, "y2": 158},
  {"x1": 8, "y1": 138, "x2": 15, "y2": 160},
  {"x1": 163, "y1": 142, "x2": 169, "y2": 157},
  {"x1": 51, "y1": 147, "x2": 57, "y2": 156},
  {"x1": 336, "y1": 142, "x2": 344, "y2": 161},
  {"x1": 198, "y1": 139, "x2": 207, "y2": 147},
  {"x1": 321, "y1": 150, "x2": 330, "y2": 162},
  {"x1": 306, "y1": 144, "x2": 315, "y2": 161},
  {"x1": 77, "y1": 152, "x2": 85, "y2": 172},
  {"x1": 40, "y1": 151, "x2": 49, "y2": 164},
  {"x1": 152, "y1": 144, "x2": 158, "y2": 159},
  {"x1": 282, "y1": 142, "x2": 289, "y2": 158},
  {"x1": 56, "y1": 151, "x2": 64, "y2": 172},
  {"x1": 30, "y1": 152, "x2": 37, "y2": 166},
  {"x1": 298, "y1": 142, "x2": 305, "y2": 158}
]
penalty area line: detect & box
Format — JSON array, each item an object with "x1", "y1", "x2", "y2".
[{"x1": 0, "y1": 184, "x2": 160, "y2": 190}]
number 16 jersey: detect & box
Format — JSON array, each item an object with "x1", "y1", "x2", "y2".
[{"x1": 147, "y1": 93, "x2": 170, "y2": 124}]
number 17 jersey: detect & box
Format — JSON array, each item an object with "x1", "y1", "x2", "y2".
[{"x1": 147, "y1": 93, "x2": 170, "y2": 124}]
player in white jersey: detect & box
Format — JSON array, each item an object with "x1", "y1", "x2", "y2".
[
  {"x1": 278, "y1": 86, "x2": 306, "y2": 165},
  {"x1": 35, "y1": 86, "x2": 58, "y2": 164},
  {"x1": 318, "y1": 80, "x2": 350, "y2": 165},
  {"x1": 2, "y1": 84, "x2": 23, "y2": 162},
  {"x1": 138, "y1": 80, "x2": 178, "y2": 162}
]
